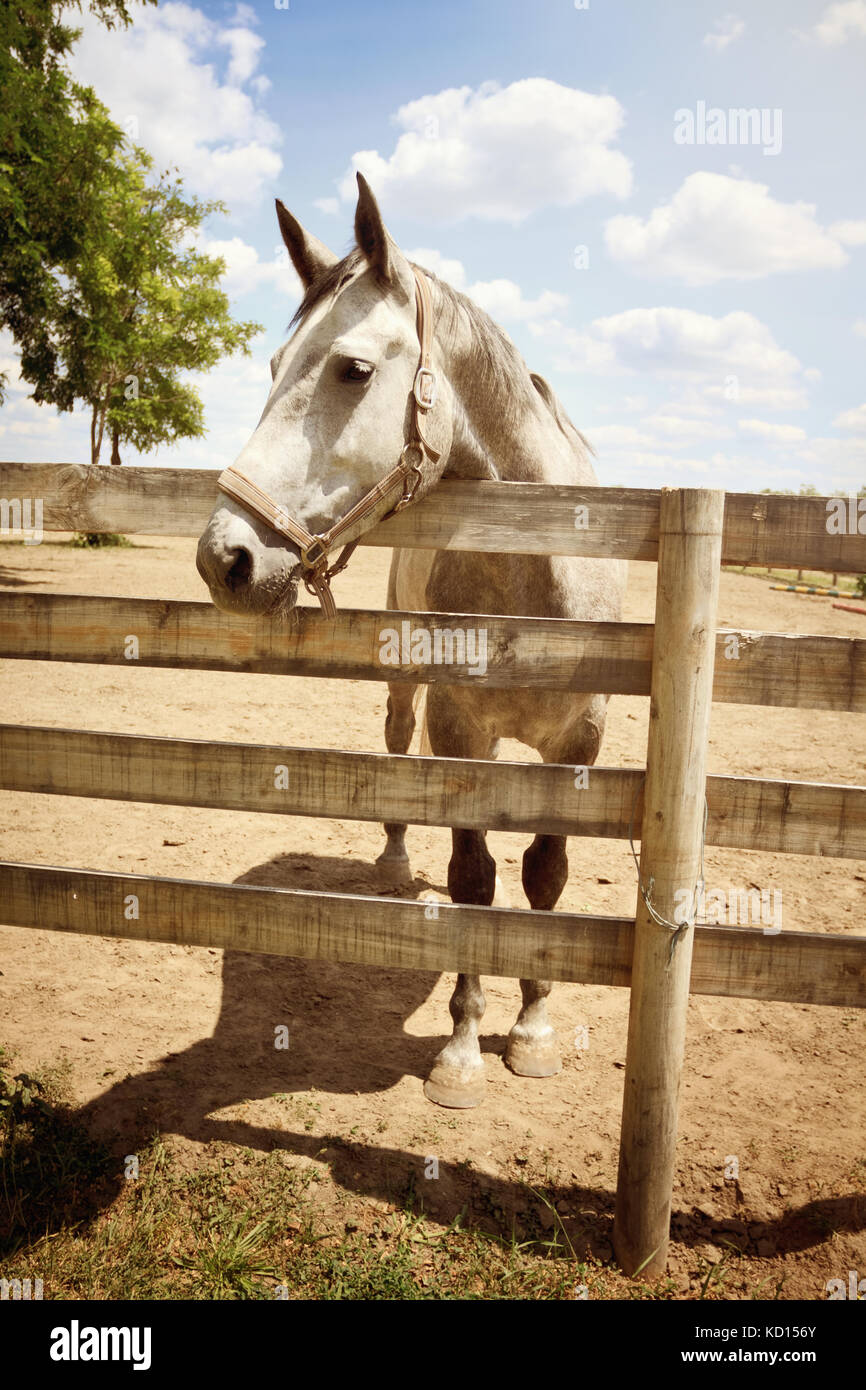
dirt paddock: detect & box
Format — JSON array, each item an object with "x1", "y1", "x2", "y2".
[{"x1": 1, "y1": 535, "x2": 864, "y2": 1298}]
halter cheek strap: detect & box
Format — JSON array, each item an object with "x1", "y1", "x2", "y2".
[{"x1": 216, "y1": 266, "x2": 440, "y2": 619}]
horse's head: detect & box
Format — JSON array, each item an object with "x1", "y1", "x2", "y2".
[{"x1": 196, "y1": 174, "x2": 452, "y2": 616}]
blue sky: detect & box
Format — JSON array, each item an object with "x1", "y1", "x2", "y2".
[{"x1": 2, "y1": 0, "x2": 865, "y2": 491}]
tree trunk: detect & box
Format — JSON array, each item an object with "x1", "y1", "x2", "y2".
[
  {"x1": 110, "y1": 430, "x2": 121, "y2": 466},
  {"x1": 93, "y1": 396, "x2": 108, "y2": 465}
]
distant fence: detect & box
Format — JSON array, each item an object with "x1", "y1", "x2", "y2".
[{"x1": 1, "y1": 460, "x2": 864, "y2": 1278}]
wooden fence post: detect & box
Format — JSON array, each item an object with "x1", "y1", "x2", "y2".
[{"x1": 613, "y1": 487, "x2": 725, "y2": 1278}]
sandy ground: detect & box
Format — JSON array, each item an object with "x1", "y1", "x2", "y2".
[{"x1": 1, "y1": 535, "x2": 864, "y2": 1299}]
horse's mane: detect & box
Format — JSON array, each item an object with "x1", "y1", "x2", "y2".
[{"x1": 529, "y1": 371, "x2": 596, "y2": 458}]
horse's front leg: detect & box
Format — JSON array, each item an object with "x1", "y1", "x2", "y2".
[
  {"x1": 505, "y1": 833, "x2": 568, "y2": 1077},
  {"x1": 505, "y1": 705, "x2": 608, "y2": 1077},
  {"x1": 376, "y1": 681, "x2": 417, "y2": 885},
  {"x1": 424, "y1": 829, "x2": 497, "y2": 1108}
]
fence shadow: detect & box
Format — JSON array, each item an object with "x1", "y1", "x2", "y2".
[{"x1": 14, "y1": 846, "x2": 866, "y2": 1271}]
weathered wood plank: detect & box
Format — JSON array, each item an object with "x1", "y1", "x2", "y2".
[
  {"x1": 1, "y1": 862, "x2": 863, "y2": 1007},
  {"x1": 2, "y1": 724, "x2": 865, "y2": 859},
  {"x1": 2, "y1": 462, "x2": 864, "y2": 571},
  {"x1": 1, "y1": 593, "x2": 864, "y2": 710},
  {"x1": 0, "y1": 592, "x2": 655, "y2": 692}
]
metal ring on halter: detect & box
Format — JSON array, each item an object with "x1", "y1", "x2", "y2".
[{"x1": 394, "y1": 440, "x2": 425, "y2": 511}]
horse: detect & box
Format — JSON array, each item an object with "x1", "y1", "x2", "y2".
[{"x1": 196, "y1": 173, "x2": 626, "y2": 1108}]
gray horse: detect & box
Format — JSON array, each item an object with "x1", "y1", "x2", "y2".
[{"x1": 196, "y1": 175, "x2": 626, "y2": 1108}]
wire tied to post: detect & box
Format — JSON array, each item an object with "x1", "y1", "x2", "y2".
[{"x1": 628, "y1": 779, "x2": 708, "y2": 968}]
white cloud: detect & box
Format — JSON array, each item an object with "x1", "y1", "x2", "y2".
[
  {"x1": 793, "y1": 436, "x2": 866, "y2": 494},
  {"x1": 178, "y1": 351, "x2": 273, "y2": 466},
  {"x1": 738, "y1": 418, "x2": 808, "y2": 443},
  {"x1": 579, "y1": 306, "x2": 803, "y2": 381},
  {"x1": 704, "y1": 383, "x2": 810, "y2": 410},
  {"x1": 68, "y1": 2, "x2": 282, "y2": 208},
  {"x1": 9, "y1": 419, "x2": 61, "y2": 437},
  {"x1": 643, "y1": 413, "x2": 725, "y2": 441},
  {"x1": 335, "y1": 79, "x2": 632, "y2": 223},
  {"x1": 0, "y1": 338, "x2": 30, "y2": 396},
  {"x1": 810, "y1": 1, "x2": 866, "y2": 44},
  {"x1": 589, "y1": 425, "x2": 654, "y2": 448},
  {"x1": 830, "y1": 220, "x2": 866, "y2": 246},
  {"x1": 534, "y1": 306, "x2": 813, "y2": 420},
  {"x1": 0, "y1": 377, "x2": 64, "y2": 449},
  {"x1": 404, "y1": 247, "x2": 468, "y2": 289},
  {"x1": 605, "y1": 173, "x2": 857, "y2": 284},
  {"x1": 466, "y1": 280, "x2": 567, "y2": 323},
  {"x1": 591, "y1": 449, "x2": 714, "y2": 480},
  {"x1": 586, "y1": 413, "x2": 732, "y2": 458},
  {"x1": 703, "y1": 14, "x2": 745, "y2": 51},
  {"x1": 218, "y1": 22, "x2": 265, "y2": 86},
  {"x1": 405, "y1": 248, "x2": 566, "y2": 326},
  {"x1": 313, "y1": 197, "x2": 340, "y2": 216},
  {"x1": 529, "y1": 319, "x2": 619, "y2": 374},
  {"x1": 199, "y1": 235, "x2": 301, "y2": 298},
  {"x1": 833, "y1": 403, "x2": 866, "y2": 431},
  {"x1": 853, "y1": 319, "x2": 866, "y2": 337}
]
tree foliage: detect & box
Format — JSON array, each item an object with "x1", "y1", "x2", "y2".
[
  {"x1": 0, "y1": 0, "x2": 262, "y2": 463},
  {"x1": 41, "y1": 152, "x2": 261, "y2": 464},
  {"x1": 0, "y1": 1, "x2": 141, "y2": 402}
]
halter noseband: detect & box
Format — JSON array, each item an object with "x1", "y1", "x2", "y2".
[{"x1": 216, "y1": 267, "x2": 440, "y2": 619}]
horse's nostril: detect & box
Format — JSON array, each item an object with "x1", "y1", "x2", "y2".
[{"x1": 224, "y1": 547, "x2": 253, "y2": 593}]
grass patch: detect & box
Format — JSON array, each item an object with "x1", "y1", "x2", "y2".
[
  {"x1": 67, "y1": 532, "x2": 134, "y2": 548},
  {"x1": 0, "y1": 1049, "x2": 796, "y2": 1301},
  {"x1": 1, "y1": 1048, "x2": 615, "y2": 1300}
]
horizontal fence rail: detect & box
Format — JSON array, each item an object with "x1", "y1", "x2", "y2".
[
  {"x1": 1, "y1": 593, "x2": 864, "y2": 711},
  {"x1": 2, "y1": 462, "x2": 865, "y2": 571},
  {"x1": 2, "y1": 725, "x2": 865, "y2": 860},
  {"x1": 2, "y1": 862, "x2": 864, "y2": 1007}
]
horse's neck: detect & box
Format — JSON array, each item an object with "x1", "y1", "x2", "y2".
[{"x1": 441, "y1": 342, "x2": 595, "y2": 486}]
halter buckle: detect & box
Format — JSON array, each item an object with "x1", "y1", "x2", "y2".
[
  {"x1": 300, "y1": 535, "x2": 329, "y2": 570},
  {"x1": 413, "y1": 366, "x2": 437, "y2": 410}
]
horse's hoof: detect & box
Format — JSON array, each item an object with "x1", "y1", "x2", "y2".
[
  {"x1": 424, "y1": 1062, "x2": 486, "y2": 1109},
  {"x1": 375, "y1": 854, "x2": 413, "y2": 887},
  {"x1": 505, "y1": 1036, "x2": 562, "y2": 1079}
]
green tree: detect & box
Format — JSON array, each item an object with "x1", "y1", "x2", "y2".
[
  {"x1": 1, "y1": 0, "x2": 261, "y2": 464},
  {"x1": 42, "y1": 150, "x2": 261, "y2": 464},
  {"x1": 0, "y1": 1, "x2": 149, "y2": 403}
]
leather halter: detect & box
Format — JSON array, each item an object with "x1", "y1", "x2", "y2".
[{"x1": 216, "y1": 266, "x2": 440, "y2": 619}]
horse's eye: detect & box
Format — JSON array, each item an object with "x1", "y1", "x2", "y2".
[{"x1": 343, "y1": 360, "x2": 374, "y2": 383}]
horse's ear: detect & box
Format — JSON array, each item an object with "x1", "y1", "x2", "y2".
[
  {"x1": 275, "y1": 200, "x2": 339, "y2": 288},
  {"x1": 354, "y1": 172, "x2": 411, "y2": 296}
]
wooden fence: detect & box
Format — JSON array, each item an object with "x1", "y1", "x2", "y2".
[{"x1": 1, "y1": 461, "x2": 864, "y2": 1278}]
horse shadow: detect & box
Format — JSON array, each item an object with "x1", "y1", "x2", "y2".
[
  {"x1": 65, "y1": 847, "x2": 591, "y2": 1245},
  {"x1": 76, "y1": 850, "x2": 455, "y2": 1145},
  {"x1": 26, "y1": 848, "x2": 866, "y2": 1268}
]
